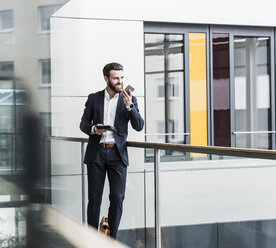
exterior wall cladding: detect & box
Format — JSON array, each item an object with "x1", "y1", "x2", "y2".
[{"x1": 50, "y1": 1, "x2": 276, "y2": 248}]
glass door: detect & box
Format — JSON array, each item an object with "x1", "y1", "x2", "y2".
[
  {"x1": 211, "y1": 26, "x2": 275, "y2": 149},
  {"x1": 234, "y1": 36, "x2": 271, "y2": 149}
]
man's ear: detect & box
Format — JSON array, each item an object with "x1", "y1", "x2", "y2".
[{"x1": 104, "y1": 76, "x2": 108, "y2": 83}]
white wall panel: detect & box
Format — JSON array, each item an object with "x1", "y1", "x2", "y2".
[
  {"x1": 53, "y1": 0, "x2": 276, "y2": 27},
  {"x1": 51, "y1": 159, "x2": 276, "y2": 229},
  {"x1": 52, "y1": 96, "x2": 145, "y2": 138},
  {"x1": 144, "y1": 162, "x2": 276, "y2": 228},
  {"x1": 51, "y1": 96, "x2": 86, "y2": 137},
  {"x1": 51, "y1": 17, "x2": 144, "y2": 97}
]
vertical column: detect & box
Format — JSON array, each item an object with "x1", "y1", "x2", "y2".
[
  {"x1": 81, "y1": 142, "x2": 86, "y2": 223},
  {"x1": 154, "y1": 149, "x2": 161, "y2": 248}
]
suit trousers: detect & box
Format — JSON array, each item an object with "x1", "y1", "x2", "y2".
[{"x1": 87, "y1": 146, "x2": 127, "y2": 239}]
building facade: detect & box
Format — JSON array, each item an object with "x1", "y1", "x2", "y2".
[
  {"x1": 1, "y1": 0, "x2": 276, "y2": 247},
  {"x1": 48, "y1": 1, "x2": 276, "y2": 247}
]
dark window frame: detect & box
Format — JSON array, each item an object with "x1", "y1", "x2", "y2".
[
  {"x1": 144, "y1": 23, "x2": 276, "y2": 163},
  {"x1": 144, "y1": 23, "x2": 210, "y2": 162},
  {"x1": 210, "y1": 25, "x2": 275, "y2": 150}
]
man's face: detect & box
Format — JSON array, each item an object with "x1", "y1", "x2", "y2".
[{"x1": 105, "y1": 70, "x2": 124, "y2": 93}]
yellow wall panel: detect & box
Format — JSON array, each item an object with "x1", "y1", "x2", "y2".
[{"x1": 189, "y1": 33, "x2": 207, "y2": 157}]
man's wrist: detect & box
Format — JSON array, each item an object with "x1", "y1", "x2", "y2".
[
  {"x1": 126, "y1": 103, "x2": 134, "y2": 111},
  {"x1": 91, "y1": 125, "x2": 96, "y2": 134}
]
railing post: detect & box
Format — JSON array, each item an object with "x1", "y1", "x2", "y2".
[
  {"x1": 154, "y1": 149, "x2": 161, "y2": 248},
  {"x1": 81, "y1": 142, "x2": 86, "y2": 223}
]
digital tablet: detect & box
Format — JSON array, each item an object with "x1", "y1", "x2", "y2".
[{"x1": 95, "y1": 125, "x2": 117, "y2": 132}]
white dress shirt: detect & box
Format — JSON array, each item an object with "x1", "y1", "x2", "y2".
[
  {"x1": 91, "y1": 89, "x2": 133, "y2": 142},
  {"x1": 99, "y1": 89, "x2": 119, "y2": 144}
]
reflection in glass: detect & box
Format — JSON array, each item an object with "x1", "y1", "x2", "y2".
[
  {"x1": 145, "y1": 73, "x2": 165, "y2": 145},
  {"x1": 145, "y1": 34, "x2": 165, "y2": 73},
  {"x1": 0, "y1": 134, "x2": 12, "y2": 169},
  {"x1": 167, "y1": 72, "x2": 184, "y2": 144},
  {"x1": 0, "y1": 1, "x2": 70, "y2": 248},
  {"x1": 212, "y1": 34, "x2": 230, "y2": 147},
  {"x1": 234, "y1": 37, "x2": 271, "y2": 149},
  {"x1": 0, "y1": 81, "x2": 14, "y2": 170},
  {"x1": 0, "y1": 80, "x2": 27, "y2": 170},
  {"x1": 236, "y1": 133, "x2": 271, "y2": 149},
  {"x1": 145, "y1": 33, "x2": 185, "y2": 158},
  {"x1": 0, "y1": 208, "x2": 26, "y2": 247}
]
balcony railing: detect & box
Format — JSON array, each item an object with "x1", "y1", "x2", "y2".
[{"x1": 47, "y1": 136, "x2": 276, "y2": 248}]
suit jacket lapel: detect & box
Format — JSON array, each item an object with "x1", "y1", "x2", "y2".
[
  {"x1": 99, "y1": 90, "x2": 105, "y2": 124},
  {"x1": 114, "y1": 93, "x2": 123, "y2": 127}
]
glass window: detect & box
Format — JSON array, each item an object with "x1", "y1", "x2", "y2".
[
  {"x1": 0, "y1": 81, "x2": 14, "y2": 169},
  {"x1": 212, "y1": 34, "x2": 230, "y2": 147},
  {"x1": 145, "y1": 33, "x2": 185, "y2": 146},
  {"x1": 40, "y1": 59, "x2": 51, "y2": 86},
  {"x1": 0, "y1": 62, "x2": 14, "y2": 78},
  {"x1": 0, "y1": 89, "x2": 14, "y2": 132},
  {"x1": 157, "y1": 83, "x2": 165, "y2": 98},
  {"x1": 39, "y1": 5, "x2": 62, "y2": 32},
  {"x1": 145, "y1": 34, "x2": 165, "y2": 73},
  {"x1": 0, "y1": 81, "x2": 26, "y2": 170},
  {"x1": 145, "y1": 33, "x2": 185, "y2": 159},
  {"x1": 156, "y1": 77, "x2": 179, "y2": 99},
  {"x1": 234, "y1": 37, "x2": 271, "y2": 149},
  {"x1": 39, "y1": 112, "x2": 52, "y2": 135},
  {"x1": 0, "y1": 10, "x2": 13, "y2": 31}
]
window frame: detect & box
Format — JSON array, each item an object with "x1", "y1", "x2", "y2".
[
  {"x1": 0, "y1": 10, "x2": 14, "y2": 33},
  {"x1": 38, "y1": 5, "x2": 62, "y2": 34},
  {"x1": 39, "y1": 59, "x2": 51, "y2": 87},
  {"x1": 144, "y1": 23, "x2": 276, "y2": 162},
  {"x1": 0, "y1": 61, "x2": 14, "y2": 78},
  {"x1": 210, "y1": 25, "x2": 275, "y2": 150},
  {"x1": 144, "y1": 22, "x2": 210, "y2": 162}
]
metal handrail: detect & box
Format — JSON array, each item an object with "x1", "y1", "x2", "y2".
[
  {"x1": 48, "y1": 136, "x2": 276, "y2": 160},
  {"x1": 145, "y1": 132, "x2": 190, "y2": 136},
  {"x1": 127, "y1": 141, "x2": 276, "y2": 160},
  {"x1": 233, "y1": 130, "x2": 276, "y2": 135},
  {"x1": 0, "y1": 132, "x2": 21, "y2": 135}
]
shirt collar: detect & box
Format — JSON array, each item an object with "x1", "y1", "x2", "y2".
[{"x1": 105, "y1": 88, "x2": 119, "y2": 100}]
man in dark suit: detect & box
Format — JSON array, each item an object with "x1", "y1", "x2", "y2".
[{"x1": 80, "y1": 62, "x2": 144, "y2": 239}]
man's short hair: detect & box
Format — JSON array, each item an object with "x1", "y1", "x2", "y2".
[{"x1": 103, "y1": 62, "x2": 123, "y2": 78}]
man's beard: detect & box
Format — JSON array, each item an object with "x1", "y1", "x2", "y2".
[{"x1": 108, "y1": 79, "x2": 122, "y2": 93}]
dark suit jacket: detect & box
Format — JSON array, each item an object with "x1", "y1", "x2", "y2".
[{"x1": 80, "y1": 89, "x2": 144, "y2": 166}]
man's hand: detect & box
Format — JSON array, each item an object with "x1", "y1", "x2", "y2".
[
  {"x1": 122, "y1": 89, "x2": 133, "y2": 106},
  {"x1": 94, "y1": 124, "x2": 108, "y2": 135}
]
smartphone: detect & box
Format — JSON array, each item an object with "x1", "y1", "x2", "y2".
[{"x1": 125, "y1": 85, "x2": 135, "y2": 93}]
